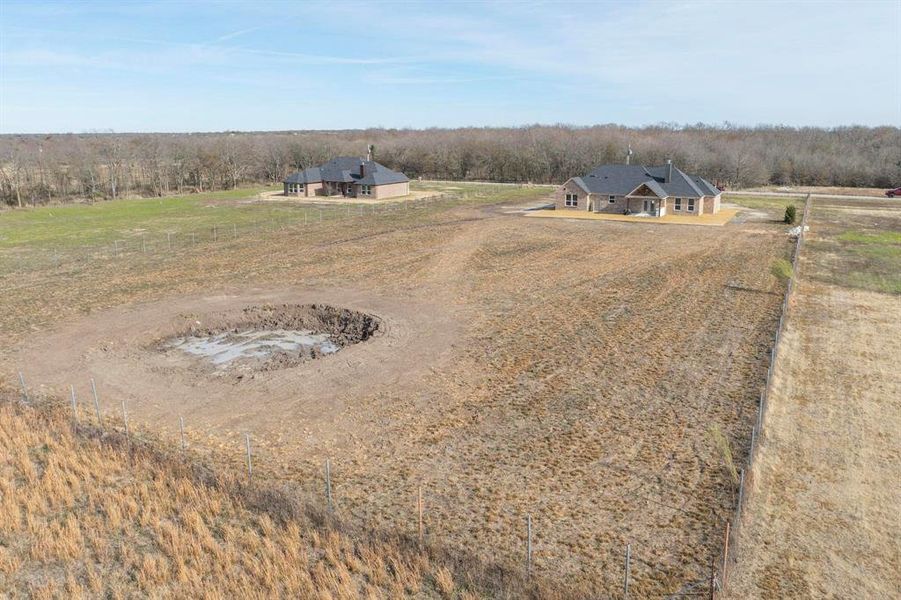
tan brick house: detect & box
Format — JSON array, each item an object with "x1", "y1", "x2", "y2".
[
  {"x1": 284, "y1": 155, "x2": 409, "y2": 200},
  {"x1": 554, "y1": 161, "x2": 721, "y2": 217}
]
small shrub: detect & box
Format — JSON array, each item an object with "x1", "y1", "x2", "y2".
[
  {"x1": 708, "y1": 425, "x2": 739, "y2": 486},
  {"x1": 770, "y1": 258, "x2": 793, "y2": 283},
  {"x1": 784, "y1": 204, "x2": 797, "y2": 224}
]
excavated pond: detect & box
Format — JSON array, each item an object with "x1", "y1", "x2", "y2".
[{"x1": 161, "y1": 304, "x2": 379, "y2": 373}]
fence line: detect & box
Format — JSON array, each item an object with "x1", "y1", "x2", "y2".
[
  {"x1": 715, "y1": 194, "x2": 811, "y2": 597},
  {"x1": 12, "y1": 372, "x2": 720, "y2": 598},
  {"x1": 2, "y1": 192, "x2": 467, "y2": 286},
  {"x1": 6, "y1": 194, "x2": 805, "y2": 598}
]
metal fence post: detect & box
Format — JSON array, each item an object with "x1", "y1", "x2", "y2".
[
  {"x1": 418, "y1": 485, "x2": 424, "y2": 546},
  {"x1": 527, "y1": 514, "x2": 533, "y2": 575},
  {"x1": 90, "y1": 378, "x2": 102, "y2": 426},
  {"x1": 18, "y1": 371, "x2": 29, "y2": 404},
  {"x1": 624, "y1": 543, "x2": 632, "y2": 599},
  {"x1": 122, "y1": 399, "x2": 129, "y2": 443},
  {"x1": 245, "y1": 433, "x2": 253, "y2": 482},
  {"x1": 179, "y1": 416, "x2": 186, "y2": 452},
  {"x1": 69, "y1": 384, "x2": 78, "y2": 422},
  {"x1": 325, "y1": 459, "x2": 333, "y2": 509}
]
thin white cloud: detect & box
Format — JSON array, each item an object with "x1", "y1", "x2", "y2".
[
  {"x1": 210, "y1": 25, "x2": 265, "y2": 44},
  {"x1": 1, "y1": 25, "x2": 418, "y2": 67}
]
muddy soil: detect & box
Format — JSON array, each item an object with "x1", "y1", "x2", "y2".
[{"x1": 160, "y1": 304, "x2": 380, "y2": 373}]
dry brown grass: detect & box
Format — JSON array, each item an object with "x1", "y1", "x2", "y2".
[
  {"x1": 727, "y1": 199, "x2": 901, "y2": 597},
  {"x1": 1, "y1": 185, "x2": 792, "y2": 596},
  {"x1": 0, "y1": 395, "x2": 561, "y2": 599}
]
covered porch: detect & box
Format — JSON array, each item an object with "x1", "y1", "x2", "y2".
[{"x1": 623, "y1": 183, "x2": 668, "y2": 217}]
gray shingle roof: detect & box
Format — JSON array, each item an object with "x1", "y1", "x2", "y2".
[
  {"x1": 577, "y1": 164, "x2": 719, "y2": 198},
  {"x1": 284, "y1": 157, "x2": 408, "y2": 186}
]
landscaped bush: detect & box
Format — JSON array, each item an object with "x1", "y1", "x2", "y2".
[{"x1": 784, "y1": 204, "x2": 797, "y2": 224}]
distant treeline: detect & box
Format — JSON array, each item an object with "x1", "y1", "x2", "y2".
[{"x1": 1, "y1": 125, "x2": 899, "y2": 206}]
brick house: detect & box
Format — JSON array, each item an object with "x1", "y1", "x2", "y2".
[
  {"x1": 284, "y1": 156, "x2": 409, "y2": 200},
  {"x1": 553, "y1": 161, "x2": 721, "y2": 217}
]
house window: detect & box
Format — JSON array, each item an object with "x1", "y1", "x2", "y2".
[
  {"x1": 674, "y1": 198, "x2": 682, "y2": 211},
  {"x1": 360, "y1": 184, "x2": 372, "y2": 196},
  {"x1": 687, "y1": 198, "x2": 695, "y2": 212},
  {"x1": 608, "y1": 195, "x2": 616, "y2": 203},
  {"x1": 565, "y1": 193, "x2": 578, "y2": 207}
]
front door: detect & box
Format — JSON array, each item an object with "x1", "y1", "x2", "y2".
[{"x1": 643, "y1": 200, "x2": 651, "y2": 213}]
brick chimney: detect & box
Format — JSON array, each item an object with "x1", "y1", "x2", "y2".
[
  {"x1": 360, "y1": 161, "x2": 365, "y2": 177},
  {"x1": 664, "y1": 159, "x2": 673, "y2": 183}
]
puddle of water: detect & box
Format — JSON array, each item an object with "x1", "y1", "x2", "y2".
[{"x1": 167, "y1": 329, "x2": 339, "y2": 366}]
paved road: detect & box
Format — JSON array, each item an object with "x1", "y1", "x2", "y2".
[{"x1": 725, "y1": 190, "x2": 890, "y2": 201}]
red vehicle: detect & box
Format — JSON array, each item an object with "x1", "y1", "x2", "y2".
[{"x1": 886, "y1": 187, "x2": 901, "y2": 198}]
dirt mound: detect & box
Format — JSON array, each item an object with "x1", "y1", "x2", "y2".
[{"x1": 161, "y1": 303, "x2": 380, "y2": 372}]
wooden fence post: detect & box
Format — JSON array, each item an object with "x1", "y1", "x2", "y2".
[
  {"x1": 179, "y1": 416, "x2": 186, "y2": 452},
  {"x1": 90, "y1": 378, "x2": 102, "y2": 426}
]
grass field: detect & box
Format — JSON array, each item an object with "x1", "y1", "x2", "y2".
[
  {"x1": 727, "y1": 197, "x2": 901, "y2": 597},
  {"x1": 0, "y1": 396, "x2": 553, "y2": 599},
  {"x1": 806, "y1": 198, "x2": 901, "y2": 294},
  {"x1": 724, "y1": 194, "x2": 803, "y2": 217},
  {"x1": 1, "y1": 183, "x2": 793, "y2": 596}
]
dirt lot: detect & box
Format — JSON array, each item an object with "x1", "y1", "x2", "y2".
[
  {"x1": 2, "y1": 188, "x2": 791, "y2": 596},
  {"x1": 727, "y1": 199, "x2": 901, "y2": 598}
]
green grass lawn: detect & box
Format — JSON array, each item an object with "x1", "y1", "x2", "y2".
[
  {"x1": 726, "y1": 194, "x2": 803, "y2": 216},
  {"x1": 808, "y1": 207, "x2": 901, "y2": 295},
  {"x1": 0, "y1": 186, "x2": 286, "y2": 249},
  {"x1": 0, "y1": 182, "x2": 550, "y2": 252}
]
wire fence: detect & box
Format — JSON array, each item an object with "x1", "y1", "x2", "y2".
[
  {"x1": 5, "y1": 192, "x2": 806, "y2": 598},
  {"x1": 0, "y1": 191, "x2": 471, "y2": 289},
  {"x1": 14, "y1": 369, "x2": 726, "y2": 599},
  {"x1": 714, "y1": 194, "x2": 812, "y2": 597}
]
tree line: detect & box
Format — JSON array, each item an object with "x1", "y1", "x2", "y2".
[{"x1": 1, "y1": 124, "x2": 899, "y2": 207}]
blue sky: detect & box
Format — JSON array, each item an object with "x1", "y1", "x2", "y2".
[{"x1": 1, "y1": 0, "x2": 899, "y2": 133}]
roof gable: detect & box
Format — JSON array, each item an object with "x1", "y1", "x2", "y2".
[
  {"x1": 284, "y1": 156, "x2": 408, "y2": 186},
  {"x1": 576, "y1": 163, "x2": 717, "y2": 198}
]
